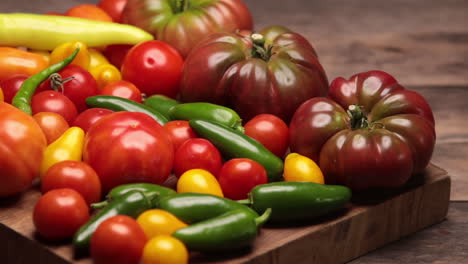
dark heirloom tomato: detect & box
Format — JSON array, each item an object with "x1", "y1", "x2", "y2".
[
  {"x1": 122, "y1": 0, "x2": 253, "y2": 57},
  {"x1": 289, "y1": 71, "x2": 436, "y2": 191},
  {"x1": 83, "y1": 111, "x2": 173, "y2": 192},
  {"x1": 179, "y1": 26, "x2": 329, "y2": 123}
]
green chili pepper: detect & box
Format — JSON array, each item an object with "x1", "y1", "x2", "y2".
[
  {"x1": 73, "y1": 190, "x2": 158, "y2": 253},
  {"x1": 0, "y1": 13, "x2": 153, "y2": 50},
  {"x1": 144, "y1": 94, "x2": 180, "y2": 120},
  {"x1": 91, "y1": 183, "x2": 176, "y2": 209},
  {"x1": 238, "y1": 182, "x2": 352, "y2": 223},
  {"x1": 156, "y1": 192, "x2": 258, "y2": 224},
  {"x1": 189, "y1": 119, "x2": 283, "y2": 182},
  {"x1": 86, "y1": 95, "x2": 169, "y2": 125},
  {"x1": 11, "y1": 48, "x2": 79, "y2": 114},
  {"x1": 169, "y1": 102, "x2": 244, "y2": 132},
  {"x1": 173, "y1": 208, "x2": 271, "y2": 252}
]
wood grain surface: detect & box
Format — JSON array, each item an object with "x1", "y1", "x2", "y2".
[{"x1": 1, "y1": 0, "x2": 467, "y2": 263}]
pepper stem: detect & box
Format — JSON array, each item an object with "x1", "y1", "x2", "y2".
[
  {"x1": 347, "y1": 105, "x2": 369, "y2": 130},
  {"x1": 255, "y1": 208, "x2": 272, "y2": 227},
  {"x1": 90, "y1": 200, "x2": 109, "y2": 210},
  {"x1": 250, "y1": 33, "x2": 273, "y2": 61},
  {"x1": 236, "y1": 199, "x2": 251, "y2": 205}
]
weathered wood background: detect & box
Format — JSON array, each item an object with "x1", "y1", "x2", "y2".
[{"x1": 1, "y1": 0, "x2": 467, "y2": 263}]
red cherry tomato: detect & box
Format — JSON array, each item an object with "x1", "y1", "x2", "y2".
[
  {"x1": 244, "y1": 114, "x2": 289, "y2": 158},
  {"x1": 163, "y1": 120, "x2": 197, "y2": 153},
  {"x1": 41, "y1": 160, "x2": 102, "y2": 205},
  {"x1": 103, "y1": 44, "x2": 132, "y2": 69},
  {"x1": 33, "y1": 188, "x2": 89, "y2": 241},
  {"x1": 121, "y1": 40, "x2": 183, "y2": 98},
  {"x1": 217, "y1": 158, "x2": 268, "y2": 200},
  {"x1": 31, "y1": 90, "x2": 78, "y2": 125},
  {"x1": 33, "y1": 112, "x2": 70, "y2": 144},
  {"x1": 72, "y1": 108, "x2": 114, "y2": 132},
  {"x1": 91, "y1": 215, "x2": 147, "y2": 264},
  {"x1": 173, "y1": 138, "x2": 223, "y2": 178},
  {"x1": 41, "y1": 65, "x2": 99, "y2": 112},
  {"x1": 98, "y1": 0, "x2": 128, "y2": 23},
  {"x1": 99, "y1": 80, "x2": 142, "y2": 103},
  {"x1": 0, "y1": 74, "x2": 28, "y2": 103}
]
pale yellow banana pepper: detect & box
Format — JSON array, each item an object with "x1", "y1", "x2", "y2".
[{"x1": 39, "y1": 126, "x2": 85, "y2": 178}]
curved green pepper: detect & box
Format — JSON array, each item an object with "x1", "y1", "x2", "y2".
[
  {"x1": 73, "y1": 190, "x2": 158, "y2": 253},
  {"x1": 169, "y1": 102, "x2": 244, "y2": 132},
  {"x1": 86, "y1": 95, "x2": 168, "y2": 125},
  {"x1": 239, "y1": 182, "x2": 352, "y2": 223},
  {"x1": 189, "y1": 119, "x2": 283, "y2": 182},
  {"x1": 91, "y1": 183, "x2": 176, "y2": 209},
  {"x1": 173, "y1": 208, "x2": 271, "y2": 252},
  {"x1": 144, "y1": 94, "x2": 180, "y2": 120},
  {"x1": 156, "y1": 192, "x2": 258, "y2": 224}
]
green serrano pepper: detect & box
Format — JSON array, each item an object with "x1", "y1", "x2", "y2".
[
  {"x1": 91, "y1": 183, "x2": 176, "y2": 209},
  {"x1": 73, "y1": 190, "x2": 158, "y2": 253},
  {"x1": 239, "y1": 182, "x2": 352, "y2": 223},
  {"x1": 12, "y1": 48, "x2": 79, "y2": 114},
  {"x1": 173, "y1": 208, "x2": 271, "y2": 252},
  {"x1": 144, "y1": 94, "x2": 180, "y2": 120},
  {"x1": 86, "y1": 95, "x2": 168, "y2": 125},
  {"x1": 189, "y1": 119, "x2": 283, "y2": 182},
  {"x1": 156, "y1": 192, "x2": 258, "y2": 224},
  {"x1": 169, "y1": 102, "x2": 244, "y2": 132}
]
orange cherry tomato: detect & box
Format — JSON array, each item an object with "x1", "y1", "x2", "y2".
[
  {"x1": 50, "y1": 41, "x2": 91, "y2": 70},
  {"x1": 66, "y1": 4, "x2": 113, "y2": 22},
  {"x1": 33, "y1": 112, "x2": 70, "y2": 144},
  {"x1": 0, "y1": 47, "x2": 48, "y2": 81}
]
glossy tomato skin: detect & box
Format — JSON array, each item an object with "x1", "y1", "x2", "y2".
[
  {"x1": 289, "y1": 70, "x2": 436, "y2": 191},
  {"x1": 91, "y1": 215, "x2": 147, "y2": 264},
  {"x1": 99, "y1": 80, "x2": 142, "y2": 103},
  {"x1": 0, "y1": 74, "x2": 28, "y2": 103},
  {"x1": 179, "y1": 26, "x2": 328, "y2": 123},
  {"x1": 41, "y1": 65, "x2": 99, "y2": 112},
  {"x1": 72, "y1": 108, "x2": 114, "y2": 132},
  {"x1": 41, "y1": 160, "x2": 102, "y2": 205},
  {"x1": 163, "y1": 120, "x2": 197, "y2": 153},
  {"x1": 98, "y1": 0, "x2": 128, "y2": 23},
  {"x1": 33, "y1": 188, "x2": 90, "y2": 241},
  {"x1": 173, "y1": 138, "x2": 223, "y2": 178},
  {"x1": 84, "y1": 112, "x2": 173, "y2": 192},
  {"x1": 121, "y1": 40, "x2": 183, "y2": 98},
  {"x1": 217, "y1": 158, "x2": 268, "y2": 200},
  {"x1": 31, "y1": 90, "x2": 79, "y2": 125},
  {"x1": 244, "y1": 114, "x2": 289, "y2": 158},
  {"x1": 0, "y1": 103, "x2": 47, "y2": 197},
  {"x1": 122, "y1": 0, "x2": 253, "y2": 57}
]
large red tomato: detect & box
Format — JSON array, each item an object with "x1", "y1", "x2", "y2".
[
  {"x1": 0, "y1": 102, "x2": 47, "y2": 197},
  {"x1": 122, "y1": 0, "x2": 253, "y2": 57},
  {"x1": 121, "y1": 40, "x2": 183, "y2": 98},
  {"x1": 179, "y1": 26, "x2": 328, "y2": 123},
  {"x1": 83, "y1": 111, "x2": 173, "y2": 192},
  {"x1": 289, "y1": 70, "x2": 436, "y2": 191}
]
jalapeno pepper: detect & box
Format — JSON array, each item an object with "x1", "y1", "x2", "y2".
[
  {"x1": 173, "y1": 208, "x2": 271, "y2": 252},
  {"x1": 169, "y1": 102, "x2": 244, "y2": 132},
  {"x1": 156, "y1": 192, "x2": 258, "y2": 224},
  {"x1": 91, "y1": 183, "x2": 176, "y2": 209},
  {"x1": 73, "y1": 190, "x2": 158, "y2": 253},
  {"x1": 238, "y1": 182, "x2": 352, "y2": 223},
  {"x1": 86, "y1": 95, "x2": 168, "y2": 125},
  {"x1": 189, "y1": 119, "x2": 283, "y2": 182},
  {"x1": 143, "y1": 94, "x2": 180, "y2": 121},
  {"x1": 12, "y1": 48, "x2": 79, "y2": 115}
]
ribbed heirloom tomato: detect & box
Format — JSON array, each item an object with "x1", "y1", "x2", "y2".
[
  {"x1": 83, "y1": 111, "x2": 173, "y2": 192},
  {"x1": 289, "y1": 70, "x2": 436, "y2": 191}
]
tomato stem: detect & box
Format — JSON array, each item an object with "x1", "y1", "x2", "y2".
[
  {"x1": 347, "y1": 105, "x2": 369, "y2": 129},
  {"x1": 250, "y1": 33, "x2": 273, "y2": 61},
  {"x1": 49, "y1": 73, "x2": 75, "y2": 93},
  {"x1": 177, "y1": 0, "x2": 190, "y2": 13}
]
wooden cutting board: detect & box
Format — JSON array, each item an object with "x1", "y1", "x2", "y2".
[{"x1": 0, "y1": 163, "x2": 450, "y2": 264}]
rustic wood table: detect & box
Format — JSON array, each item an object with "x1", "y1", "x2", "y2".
[{"x1": 1, "y1": 0, "x2": 467, "y2": 263}]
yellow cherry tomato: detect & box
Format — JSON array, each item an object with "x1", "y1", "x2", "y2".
[
  {"x1": 137, "y1": 209, "x2": 188, "y2": 239},
  {"x1": 50, "y1": 41, "x2": 90, "y2": 70},
  {"x1": 142, "y1": 235, "x2": 188, "y2": 264},
  {"x1": 177, "y1": 169, "x2": 224, "y2": 197},
  {"x1": 89, "y1": 48, "x2": 110, "y2": 69},
  {"x1": 90, "y1": 63, "x2": 122, "y2": 90},
  {"x1": 283, "y1": 153, "x2": 324, "y2": 184}
]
